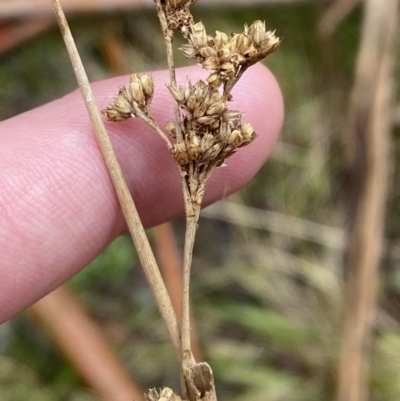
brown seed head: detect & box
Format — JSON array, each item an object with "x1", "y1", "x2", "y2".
[
  {"x1": 173, "y1": 142, "x2": 190, "y2": 166},
  {"x1": 190, "y1": 21, "x2": 208, "y2": 48},
  {"x1": 246, "y1": 20, "x2": 266, "y2": 46},
  {"x1": 200, "y1": 133, "x2": 215, "y2": 152},
  {"x1": 166, "y1": 121, "x2": 177, "y2": 137},
  {"x1": 140, "y1": 75, "x2": 154, "y2": 99},
  {"x1": 240, "y1": 122, "x2": 257, "y2": 146}
]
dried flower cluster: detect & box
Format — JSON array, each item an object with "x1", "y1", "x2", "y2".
[
  {"x1": 181, "y1": 20, "x2": 280, "y2": 91},
  {"x1": 102, "y1": 4, "x2": 280, "y2": 398},
  {"x1": 167, "y1": 79, "x2": 256, "y2": 173},
  {"x1": 103, "y1": 19, "x2": 279, "y2": 204},
  {"x1": 103, "y1": 73, "x2": 154, "y2": 121},
  {"x1": 145, "y1": 387, "x2": 181, "y2": 401}
]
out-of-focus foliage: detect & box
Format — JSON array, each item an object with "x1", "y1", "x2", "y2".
[{"x1": 2, "y1": 3, "x2": 400, "y2": 401}]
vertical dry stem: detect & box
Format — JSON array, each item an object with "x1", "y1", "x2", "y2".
[
  {"x1": 52, "y1": 0, "x2": 180, "y2": 356},
  {"x1": 154, "y1": 0, "x2": 183, "y2": 143},
  {"x1": 181, "y1": 203, "x2": 201, "y2": 368},
  {"x1": 336, "y1": 0, "x2": 398, "y2": 400}
]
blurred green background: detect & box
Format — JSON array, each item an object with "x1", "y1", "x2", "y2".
[{"x1": 1, "y1": 2, "x2": 400, "y2": 401}]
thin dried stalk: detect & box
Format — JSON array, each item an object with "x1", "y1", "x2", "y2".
[
  {"x1": 154, "y1": 222, "x2": 203, "y2": 362},
  {"x1": 317, "y1": 0, "x2": 361, "y2": 38},
  {"x1": 52, "y1": 0, "x2": 180, "y2": 355},
  {"x1": 154, "y1": 0, "x2": 183, "y2": 142},
  {"x1": 102, "y1": 3, "x2": 280, "y2": 399},
  {"x1": 336, "y1": 0, "x2": 398, "y2": 400}
]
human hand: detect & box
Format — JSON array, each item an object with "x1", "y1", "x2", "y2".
[{"x1": 0, "y1": 63, "x2": 283, "y2": 322}]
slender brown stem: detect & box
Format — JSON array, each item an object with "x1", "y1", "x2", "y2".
[
  {"x1": 336, "y1": 1, "x2": 398, "y2": 400},
  {"x1": 52, "y1": 0, "x2": 180, "y2": 356},
  {"x1": 154, "y1": 0, "x2": 183, "y2": 143},
  {"x1": 181, "y1": 198, "x2": 201, "y2": 368},
  {"x1": 223, "y1": 66, "x2": 248, "y2": 100},
  {"x1": 132, "y1": 105, "x2": 173, "y2": 150}
]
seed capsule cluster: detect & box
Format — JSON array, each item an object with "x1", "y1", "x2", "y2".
[
  {"x1": 181, "y1": 21, "x2": 280, "y2": 89},
  {"x1": 103, "y1": 74, "x2": 154, "y2": 122},
  {"x1": 103, "y1": 3, "x2": 279, "y2": 206},
  {"x1": 167, "y1": 80, "x2": 256, "y2": 167}
]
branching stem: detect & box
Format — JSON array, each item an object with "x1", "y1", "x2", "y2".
[
  {"x1": 154, "y1": 0, "x2": 183, "y2": 143},
  {"x1": 133, "y1": 105, "x2": 173, "y2": 150},
  {"x1": 52, "y1": 0, "x2": 180, "y2": 357}
]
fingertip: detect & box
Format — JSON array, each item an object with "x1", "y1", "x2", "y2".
[{"x1": 204, "y1": 63, "x2": 284, "y2": 203}]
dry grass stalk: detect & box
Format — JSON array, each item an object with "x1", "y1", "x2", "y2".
[
  {"x1": 154, "y1": 222, "x2": 203, "y2": 362},
  {"x1": 51, "y1": 0, "x2": 180, "y2": 355},
  {"x1": 317, "y1": 0, "x2": 361, "y2": 38},
  {"x1": 53, "y1": 0, "x2": 280, "y2": 399},
  {"x1": 103, "y1": 1, "x2": 279, "y2": 399},
  {"x1": 336, "y1": 0, "x2": 398, "y2": 400}
]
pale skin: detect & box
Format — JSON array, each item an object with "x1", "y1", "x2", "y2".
[{"x1": 0, "y1": 63, "x2": 283, "y2": 323}]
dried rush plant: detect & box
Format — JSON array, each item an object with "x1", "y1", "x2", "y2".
[{"x1": 52, "y1": 0, "x2": 280, "y2": 400}]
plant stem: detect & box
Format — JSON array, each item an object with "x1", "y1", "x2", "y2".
[
  {"x1": 52, "y1": 0, "x2": 180, "y2": 356},
  {"x1": 132, "y1": 105, "x2": 173, "y2": 150},
  {"x1": 154, "y1": 0, "x2": 183, "y2": 143},
  {"x1": 181, "y1": 197, "x2": 201, "y2": 368}
]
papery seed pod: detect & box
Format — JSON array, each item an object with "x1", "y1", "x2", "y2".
[
  {"x1": 193, "y1": 80, "x2": 208, "y2": 98},
  {"x1": 180, "y1": 43, "x2": 198, "y2": 59},
  {"x1": 240, "y1": 122, "x2": 257, "y2": 146},
  {"x1": 227, "y1": 129, "x2": 243, "y2": 147},
  {"x1": 214, "y1": 31, "x2": 229, "y2": 48},
  {"x1": 188, "y1": 135, "x2": 201, "y2": 159},
  {"x1": 102, "y1": 106, "x2": 130, "y2": 122},
  {"x1": 245, "y1": 44, "x2": 258, "y2": 59},
  {"x1": 248, "y1": 20, "x2": 266, "y2": 46},
  {"x1": 209, "y1": 91, "x2": 222, "y2": 104},
  {"x1": 129, "y1": 80, "x2": 145, "y2": 105},
  {"x1": 193, "y1": 101, "x2": 208, "y2": 118},
  {"x1": 223, "y1": 110, "x2": 242, "y2": 125},
  {"x1": 173, "y1": 143, "x2": 190, "y2": 165},
  {"x1": 186, "y1": 93, "x2": 199, "y2": 112},
  {"x1": 183, "y1": 81, "x2": 192, "y2": 101},
  {"x1": 206, "y1": 101, "x2": 226, "y2": 116},
  {"x1": 197, "y1": 115, "x2": 217, "y2": 125},
  {"x1": 217, "y1": 46, "x2": 231, "y2": 59},
  {"x1": 221, "y1": 143, "x2": 236, "y2": 157},
  {"x1": 220, "y1": 62, "x2": 236, "y2": 78},
  {"x1": 166, "y1": 121, "x2": 177, "y2": 137},
  {"x1": 140, "y1": 75, "x2": 154, "y2": 99},
  {"x1": 158, "y1": 387, "x2": 181, "y2": 401},
  {"x1": 119, "y1": 87, "x2": 132, "y2": 102},
  {"x1": 207, "y1": 72, "x2": 222, "y2": 89},
  {"x1": 191, "y1": 22, "x2": 208, "y2": 48},
  {"x1": 168, "y1": 85, "x2": 185, "y2": 103},
  {"x1": 200, "y1": 46, "x2": 217, "y2": 59},
  {"x1": 200, "y1": 132, "x2": 215, "y2": 152},
  {"x1": 259, "y1": 32, "x2": 281, "y2": 56},
  {"x1": 202, "y1": 57, "x2": 219, "y2": 70},
  {"x1": 114, "y1": 95, "x2": 133, "y2": 115},
  {"x1": 202, "y1": 142, "x2": 222, "y2": 161},
  {"x1": 234, "y1": 33, "x2": 252, "y2": 55},
  {"x1": 219, "y1": 121, "x2": 231, "y2": 142},
  {"x1": 231, "y1": 53, "x2": 247, "y2": 67}
]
